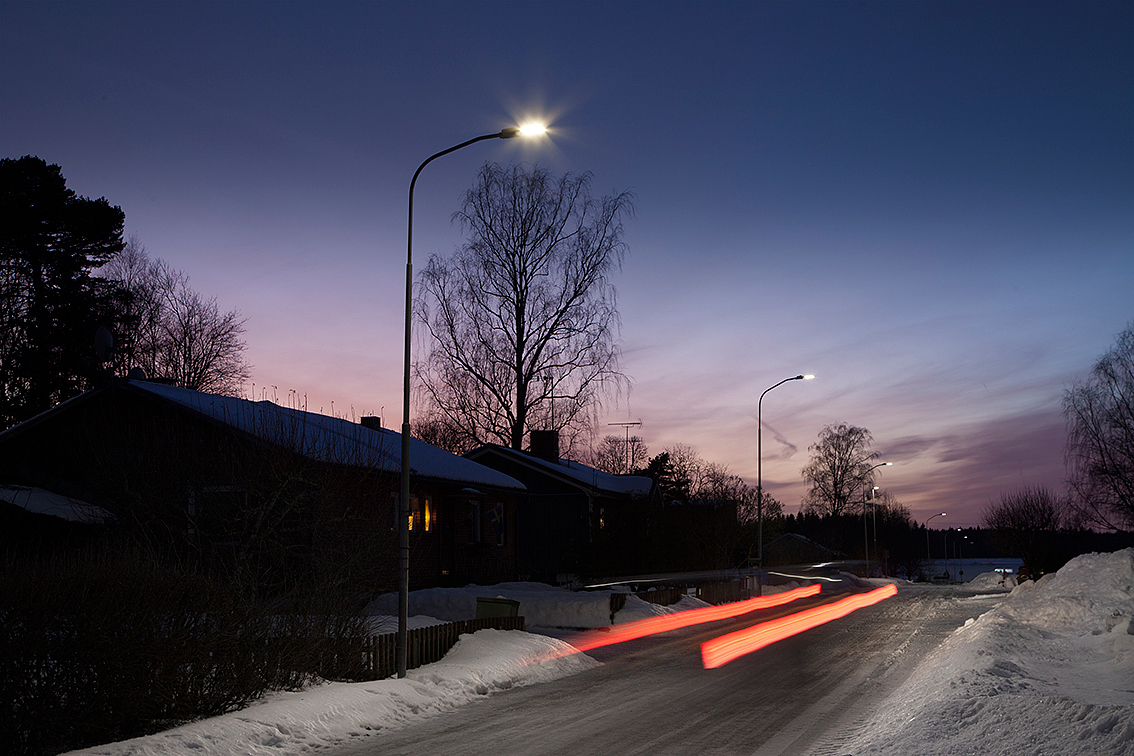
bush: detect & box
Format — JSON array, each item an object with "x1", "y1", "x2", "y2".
[{"x1": 0, "y1": 544, "x2": 370, "y2": 755}]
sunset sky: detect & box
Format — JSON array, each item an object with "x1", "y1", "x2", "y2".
[{"x1": 3, "y1": 1, "x2": 1131, "y2": 526}]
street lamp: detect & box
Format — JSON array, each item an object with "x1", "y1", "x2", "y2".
[
  {"x1": 398, "y1": 123, "x2": 546, "y2": 678},
  {"x1": 925, "y1": 512, "x2": 946, "y2": 583},
  {"x1": 861, "y1": 462, "x2": 891, "y2": 578},
  {"x1": 756, "y1": 374, "x2": 813, "y2": 595},
  {"x1": 950, "y1": 529, "x2": 968, "y2": 584}
]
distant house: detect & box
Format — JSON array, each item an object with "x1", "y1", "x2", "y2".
[
  {"x1": 0, "y1": 379, "x2": 525, "y2": 592},
  {"x1": 465, "y1": 430, "x2": 655, "y2": 583}
]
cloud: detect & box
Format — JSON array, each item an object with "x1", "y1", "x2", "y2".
[
  {"x1": 895, "y1": 407, "x2": 1067, "y2": 526},
  {"x1": 760, "y1": 421, "x2": 799, "y2": 461}
]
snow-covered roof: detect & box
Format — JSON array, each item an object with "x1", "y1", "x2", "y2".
[
  {"x1": 127, "y1": 382, "x2": 524, "y2": 491},
  {"x1": 0, "y1": 484, "x2": 113, "y2": 523},
  {"x1": 468, "y1": 444, "x2": 653, "y2": 497}
]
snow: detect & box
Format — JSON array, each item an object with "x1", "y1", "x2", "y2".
[
  {"x1": 0, "y1": 484, "x2": 112, "y2": 523},
  {"x1": 364, "y1": 581, "x2": 628, "y2": 629},
  {"x1": 838, "y1": 549, "x2": 1134, "y2": 756},
  {"x1": 127, "y1": 381, "x2": 524, "y2": 490},
  {"x1": 65, "y1": 631, "x2": 596, "y2": 756},
  {"x1": 467, "y1": 444, "x2": 654, "y2": 496},
  {"x1": 63, "y1": 551, "x2": 1134, "y2": 756}
]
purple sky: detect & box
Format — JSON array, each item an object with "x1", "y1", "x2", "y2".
[{"x1": 3, "y1": 1, "x2": 1131, "y2": 527}]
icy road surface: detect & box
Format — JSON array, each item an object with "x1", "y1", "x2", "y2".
[{"x1": 335, "y1": 586, "x2": 1001, "y2": 756}]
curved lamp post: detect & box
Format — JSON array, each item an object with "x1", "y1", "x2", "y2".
[
  {"x1": 756, "y1": 374, "x2": 813, "y2": 595},
  {"x1": 398, "y1": 124, "x2": 545, "y2": 677},
  {"x1": 925, "y1": 511, "x2": 946, "y2": 583},
  {"x1": 861, "y1": 462, "x2": 891, "y2": 577}
]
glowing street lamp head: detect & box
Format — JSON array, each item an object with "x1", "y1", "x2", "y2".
[
  {"x1": 803, "y1": 374, "x2": 815, "y2": 380},
  {"x1": 500, "y1": 122, "x2": 547, "y2": 139}
]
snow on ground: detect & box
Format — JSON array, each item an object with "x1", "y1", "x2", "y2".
[
  {"x1": 838, "y1": 549, "x2": 1134, "y2": 756},
  {"x1": 66, "y1": 630, "x2": 597, "y2": 756},
  {"x1": 66, "y1": 552, "x2": 1134, "y2": 756}
]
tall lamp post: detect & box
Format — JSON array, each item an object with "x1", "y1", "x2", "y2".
[
  {"x1": 925, "y1": 511, "x2": 946, "y2": 583},
  {"x1": 861, "y1": 462, "x2": 891, "y2": 578},
  {"x1": 398, "y1": 124, "x2": 545, "y2": 678},
  {"x1": 756, "y1": 374, "x2": 813, "y2": 595}
]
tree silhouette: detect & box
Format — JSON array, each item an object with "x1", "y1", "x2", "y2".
[
  {"x1": 1064, "y1": 322, "x2": 1134, "y2": 529},
  {"x1": 101, "y1": 238, "x2": 249, "y2": 394},
  {"x1": 1, "y1": 156, "x2": 125, "y2": 428},
  {"x1": 416, "y1": 163, "x2": 634, "y2": 450},
  {"x1": 800, "y1": 423, "x2": 880, "y2": 517}
]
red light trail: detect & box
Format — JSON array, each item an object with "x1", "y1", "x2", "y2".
[
  {"x1": 561, "y1": 583, "x2": 822, "y2": 655},
  {"x1": 700, "y1": 583, "x2": 898, "y2": 669}
]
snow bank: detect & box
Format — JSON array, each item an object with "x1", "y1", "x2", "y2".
[
  {"x1": 366, "y1": 582, "x2": 614, "y2": 628},
  {"x1": 66, "y1": 630, "x2": 596, "y2": 756},
  {"x1": 839, "y1": 549, "x2": 1134, "y2": 756},
  {"x1": 966, "y1": 569, "x2": 1019, "y2": 591}
]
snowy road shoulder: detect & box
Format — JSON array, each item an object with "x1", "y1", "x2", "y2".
[
  {"x1": 66, "y1": 630, "x2": 597, "y2": 756},
  {"x1": 832, "y1": 549, "x2": 1134, "y2": 756}
]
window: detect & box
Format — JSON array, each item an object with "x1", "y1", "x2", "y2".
[
  {"x1": 468, "y1": 500, "x2": 481, "y2": 543},
  {"x1": 490, "y1": 502, "x2": 505, "y2": 546},
  {"x1": 408, "y1": 496, "x2": 434, "y2": 533}
]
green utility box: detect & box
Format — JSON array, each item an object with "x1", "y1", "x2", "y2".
[{"x1": 475, "y1": 597, "x2": 520, "y2": 619}]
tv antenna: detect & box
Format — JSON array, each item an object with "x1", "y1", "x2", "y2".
[{"x1": 608, "y1": 420, "x2": 642, "y2": 474}]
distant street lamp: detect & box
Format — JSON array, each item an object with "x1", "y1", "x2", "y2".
[
  {"x1": 925, "y1": 512, "x2": 946, "y2": 582},
  {"x1": 861, "y1": 462, "x2": 891, "y2": 578},
  {"x1": 398, "y1": 124, "x2": 546, "y2": 678},
  {"x1": 756, "y1": 374, "x2": 813, "y2": 595},
  {"x1": 951, "y1": 529, "x2": 968, "y2": 584}
]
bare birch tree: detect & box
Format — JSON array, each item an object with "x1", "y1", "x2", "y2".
[
  {"x1": 1063, "y1": 322, "x2": 1134, "y2": 529},
  {"x1": 416, "y1": 163, "x2": 634, "y2": 450},
  {"x1": 800, "y1": 423, "x2": 880, "y2": 516}
]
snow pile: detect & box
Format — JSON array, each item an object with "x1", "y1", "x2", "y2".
[
  {"x1": 66, "y1": 630, "x2": 596, "y2": 756},
  {"x1": 613, "y1": 593, "x2": 712, "y2": 623},
  {"x1": 366, "y1": 582, "x2": 622, "y2": 628},
  {"x1": 839, "y1": 549, "x2": 1134, "y2": 756},
  {"x1": 966, "y1": 569, "x2": 1019, "y2": 591}
]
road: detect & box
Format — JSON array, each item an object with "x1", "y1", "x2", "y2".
[{"x1": 336, "y1": 585, "x2": 1003, "y2": 756}]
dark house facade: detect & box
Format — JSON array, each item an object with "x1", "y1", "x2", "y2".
[
  {"x1": 465, "y1": 430, "x2": 655, "y2": 583},
  {"x1": 0, "y1": 380, "x2": 525, "y2": 593}
]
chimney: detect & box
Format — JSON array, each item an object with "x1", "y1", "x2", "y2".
[
  {"x1": 529, "y1": 430, "x2": 560, "y2": 464},
  {"x1": 360, "y1": 416, "x2": 382, "y2": 431}
]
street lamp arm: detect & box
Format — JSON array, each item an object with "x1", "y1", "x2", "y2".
[
  {"x1": 408, "y1": 130, "x2": 517, "y2": 265},
  {"x1": 759, "y1": 374, "x2": 806, "y2": 405},
  {"x1": 399, "y1": 125, "x2": 539, "y2": 679}
]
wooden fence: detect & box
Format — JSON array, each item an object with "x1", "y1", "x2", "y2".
[{"x1": 365, "y1": 616, "x2": 526, "y2": 680}]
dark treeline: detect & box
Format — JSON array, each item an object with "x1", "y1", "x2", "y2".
[{"x1": 781, "y1": 515, "x2": 1134, "y2": 581}]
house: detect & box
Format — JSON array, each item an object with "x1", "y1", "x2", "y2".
[
  {"x1": 0, "y1": 379, "x2": 525, "y2": 592},
  {"x1": 465, "y1": 430, "x2": 655, "y2": 583}
]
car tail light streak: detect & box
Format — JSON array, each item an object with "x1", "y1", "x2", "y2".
[
  {"x1": 560, "y1": 583, "x2": 822, "y2": 655},
  {"x1": 700, "y1": 583, "x2": 898, "y2": 669}
]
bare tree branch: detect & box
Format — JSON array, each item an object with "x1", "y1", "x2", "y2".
[
  {"x1": 415, "y1": 163, "x2": 634, "y2": 450},
  {"x1": 1063, "y1": 322, "x2": 1134, "y2": 529}
]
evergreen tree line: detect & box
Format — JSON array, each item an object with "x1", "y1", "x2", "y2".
[{"x1": 1, "y1": 156, "x2": 249, "y2": 431}]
